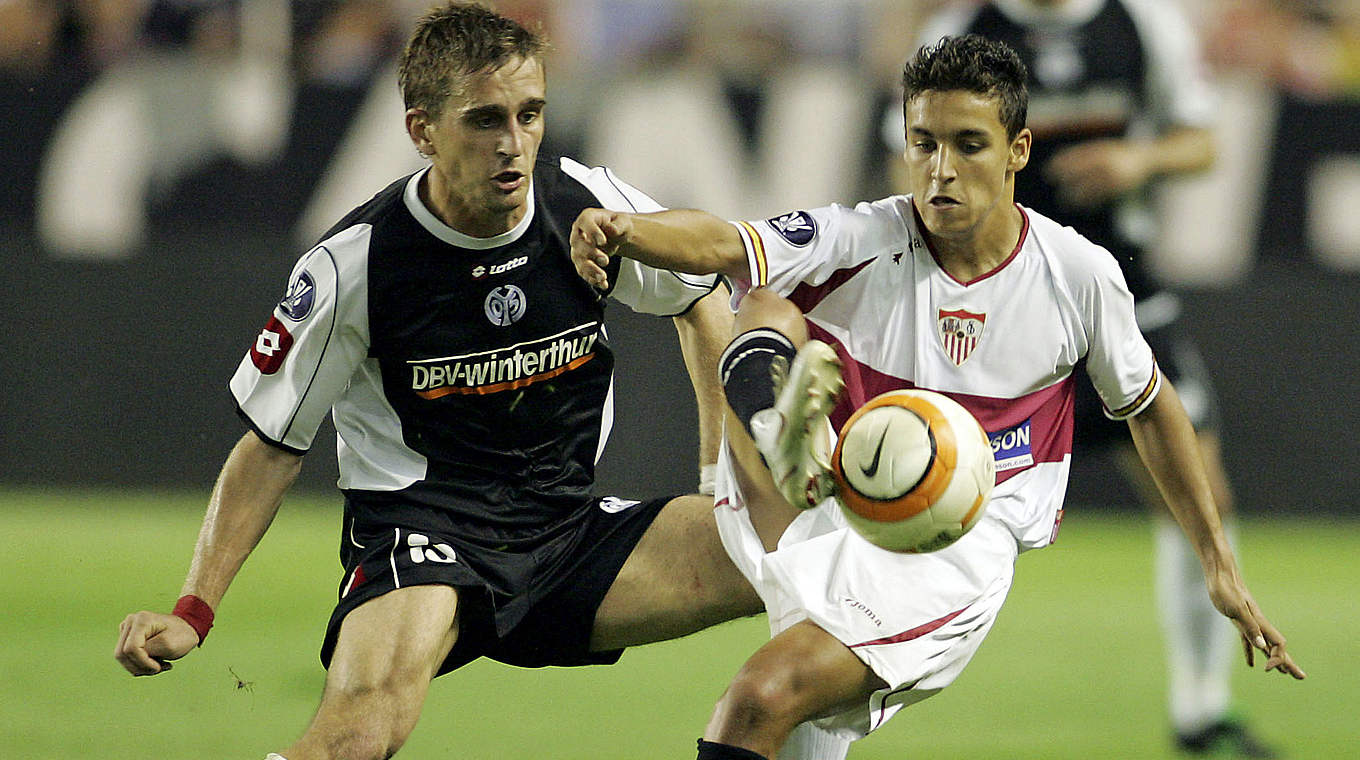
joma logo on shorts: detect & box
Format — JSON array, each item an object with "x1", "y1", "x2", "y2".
[{"x1": 842, "y1": 597, "x2": 884, "y2": 628}]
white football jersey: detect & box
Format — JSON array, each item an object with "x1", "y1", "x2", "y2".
[{"x1": 730, "y1": 198, "x2": 1158, "y2": 549}]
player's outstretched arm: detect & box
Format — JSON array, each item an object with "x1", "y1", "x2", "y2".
[
  {"x1": 571, "y1": 208, "x2": 748, "y2": 290},
  {"x1": 1045, "y1": 126, "x2": 1215, "y2": 207},
  {"x1": 115, "y1": 431, "x2": 302, "y2": 676},
  {"x1": 1126, "y1": 382, "x2": 1306, "y2": 680}
]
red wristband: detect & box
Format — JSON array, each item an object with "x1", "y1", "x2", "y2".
[{"x1": 172, "y1": 594, "x2": 214, "y2": 645}]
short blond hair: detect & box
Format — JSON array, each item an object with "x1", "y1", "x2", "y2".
[{"x1": 398, "y1": 2, "x2": 546, "y2": 116}]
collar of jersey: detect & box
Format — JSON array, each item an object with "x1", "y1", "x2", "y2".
[
  {"x1": 403, "y1": 166, "x2": 535, "y2": 250},
  {"x1": 993, "y1": 0, "x2": 1105, "y2": 27}
]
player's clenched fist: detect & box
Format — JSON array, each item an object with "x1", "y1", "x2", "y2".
[
  {"x1": 115, "y1": 611, "x2": 199, "y2": 676},
  {"x1": 571, "y1": 208, "x2": 634, "y2": 290}
]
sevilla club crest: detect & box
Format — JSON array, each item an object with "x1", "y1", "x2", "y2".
[{"x1": 937, "y1": 308, "x2": 986, "y2": 366}]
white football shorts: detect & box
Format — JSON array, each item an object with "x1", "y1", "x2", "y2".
[{"x1": 713, "y1": 442, "x2": 1019, "y2": 739}]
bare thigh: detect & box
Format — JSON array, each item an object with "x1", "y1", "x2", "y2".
[
  {"x1": 283, "y1": 585, "x2": 460, "y2": 760},
  {"x1": 725, "y1": 407, "x2": 806, "y2": 551},
  {"x1": 590, "y1": 493, "x2": 763, "y2": 651},
  {"x1": 590, "y1": 288, "x2": 817, "y2": 648}
]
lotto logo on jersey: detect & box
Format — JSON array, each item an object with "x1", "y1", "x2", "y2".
[
  {"x1": 988, "y1": 418, "x2": 1034, "y2": 473},
  {"x1": 765, "y1": 211, "x2": 816, "y2": 246},
  {"x1": 249, "y1": 317, "x2": 294, "y2": 375},
  {"x1": 937, "y1": 308, "x2": 986, "y2": 366},
  {"x1": 472, "y1": 255, "x2": 529, "y2": 280}
]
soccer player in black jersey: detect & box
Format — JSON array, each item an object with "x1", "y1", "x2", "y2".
[{"x1": 113, "y1": 4, "x2": 760, "y2": 758}]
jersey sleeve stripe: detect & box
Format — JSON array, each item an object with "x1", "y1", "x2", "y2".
[
  {"x1": 1105, "y1": 361, "x2": 1162, "y2": 419},
  {"x1": 733, "y1": 220, "x2": 767, "y2": 286},
  {"x1": 601, "y1": 167, "x2": 641, "y2": 212},
  {"x1": 280, "y1": 247, "x2": 342, "y2": 444}
]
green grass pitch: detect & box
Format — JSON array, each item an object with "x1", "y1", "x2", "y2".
[{"x1": 4, "y1": 487, "x2": 1352, "y2": 759}]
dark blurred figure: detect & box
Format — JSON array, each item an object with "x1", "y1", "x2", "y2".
[{"x1": 0, "y1": 1, "x2": 106, "y2": 233}]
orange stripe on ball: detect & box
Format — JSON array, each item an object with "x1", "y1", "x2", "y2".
[{"x1": 959, "y1": 490, "x2": 986, "y2": 528}]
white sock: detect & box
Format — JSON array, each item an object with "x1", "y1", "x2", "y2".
[
  {"x1": 778, "y1": 722, "x2": 851, "y2": 760},
  {"x1": 1155, "y1": 516, "x2": 1236, "y2": 733},
  {"x1": 265, "y1": 754, "x2": 288, "y2": 760}
]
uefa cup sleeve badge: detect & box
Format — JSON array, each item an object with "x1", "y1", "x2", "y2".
[
  {"x1": 279, "y1": 270, "x2": 316, "y2": 321},
  {"x1": 937, "y1": 308, "x2": 986, "y2": 366},
  {"x1": 765, "y1": 210, "x2": 817, "y2": 246}
]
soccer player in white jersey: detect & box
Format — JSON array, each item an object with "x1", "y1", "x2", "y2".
[
  {"x1": 913, "y1": 2, "x2": 1271, "y2": 753},
  {"x1": 113, "y1": 4, "x2": 762, "y2": 759},
  {"x1": 571, "y1": 34, "x2": 1303, "y2": 760}
]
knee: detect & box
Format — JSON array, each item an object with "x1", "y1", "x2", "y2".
[
  {"x1": 310, "y1": 677, "x2": 425, "y2": 760},
  {"x1": 734, "y1": 287, "x2": 808, "y2": 343},
  {"x1": 714, "y1": 659, "x2": 815, "y2": 738},
  {"x1": 323, "y1": 724, "x2": 399, "y2": 760}
]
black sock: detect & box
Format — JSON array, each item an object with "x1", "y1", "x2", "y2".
[
  {"x1": 719, "y1": 328, "x2": 797, "y2": 437},
  {"x1": 696, "y1": 739, "x2": 770, "y2": 760}
]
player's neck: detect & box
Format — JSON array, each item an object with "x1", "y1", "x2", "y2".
[
  {"x1": 420, "y1": 169, "x2": 526, "y2": 239},
  {"x1": 927, "y1": 203, "x2": 1023, "y2": 282}
]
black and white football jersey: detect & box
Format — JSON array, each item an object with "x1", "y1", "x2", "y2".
[
  {"x1": 920, "y1": 0, "x2": 1216, "y2": 301},
  {"x1": 230, "y1": 156, "x2": 717, "y2": 548}
]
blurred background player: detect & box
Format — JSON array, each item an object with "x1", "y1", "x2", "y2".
[
  {"x1": 903, "y1": 1, "x2": 1275, "y2": 754},
  {"x1": 113, "y1": 4, "x2": 760, "y2": 758}
]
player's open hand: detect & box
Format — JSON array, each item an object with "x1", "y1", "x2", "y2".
[
  {"x1": 115, "y1": 611, "x2": 199, "y2": 676},
  {"x1": 1205, "y1": 570, "x2": 1306, "y2": 680},
  {"x1": 571, "y1": 208, "x2": 634, "y2": 291}
]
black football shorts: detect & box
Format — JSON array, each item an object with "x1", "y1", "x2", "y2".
[{"x1": 319, "y1": 494, "x2": 672, "y2": 675}]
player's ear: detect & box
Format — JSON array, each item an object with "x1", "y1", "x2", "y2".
[
  {"x1": 1008, "y1": 128, "x2": 1032, "y2": 173},
  {"x1": 406, "y1": 108, "x2": 435, "y2": 156}
]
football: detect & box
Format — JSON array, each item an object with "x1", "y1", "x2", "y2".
[{"x1": 830, "y1": 389, "x2": 995, "y2": 553}]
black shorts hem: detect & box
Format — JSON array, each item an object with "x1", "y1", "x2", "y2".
[{"x1": 319, "y1": 494, "x2": 675, "y2": 675}]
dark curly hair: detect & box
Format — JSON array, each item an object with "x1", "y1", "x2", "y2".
[
  {"x1": 398, "y1": 2, "x2": 547, "y2": 117},
  {"x1": 902, "y1": 34, "x2": 1029, "y2": 139}
]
